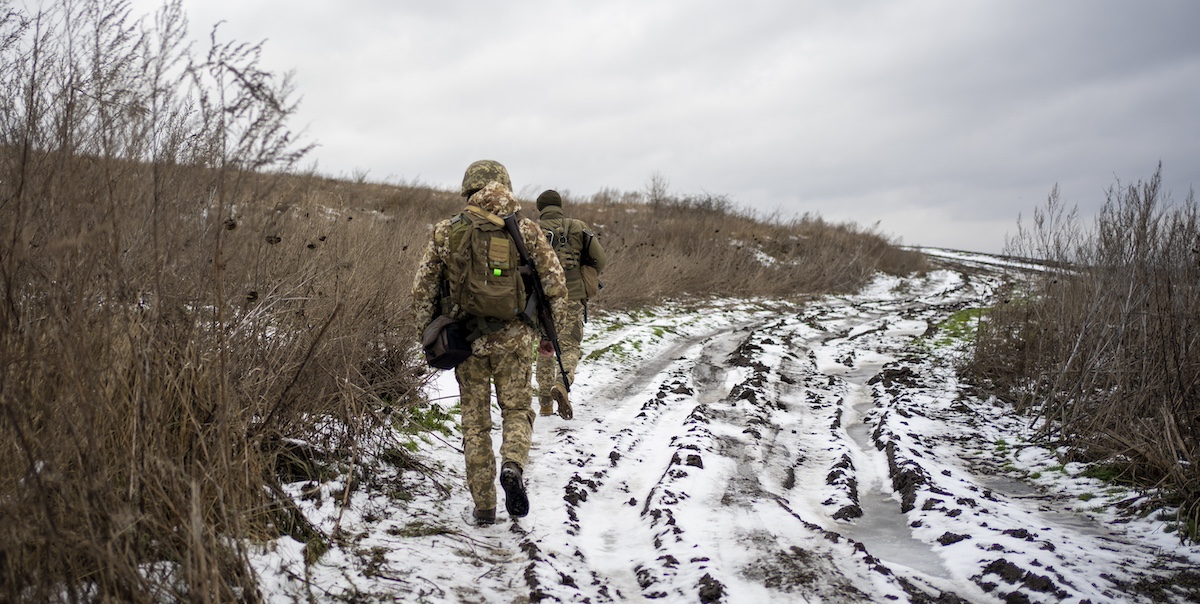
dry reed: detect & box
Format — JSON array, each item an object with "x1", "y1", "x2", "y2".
[{"x1": 967, "y1": 164, "x2": 1200, "y2": 540}]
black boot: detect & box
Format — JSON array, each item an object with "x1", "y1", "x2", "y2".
[
  {"x1": 500, "y1": 461, "x2": 529, "y2": 517},
  {"x1": 473, "y1": 507, "x2": 496, "y2": 526}
]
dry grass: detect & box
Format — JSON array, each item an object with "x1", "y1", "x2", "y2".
[
  {"x1": 329, "y1": 185, "x2": 927, "y2": 313},
  {"x1": 0, "y1": 1, "x2": 926, "y2": 600},
  {"x1": 966, "y1": 164, "x2": 1200, "y2": 539},
  {"x1": 556, "y1": 191, "x2": 925, "y2": 308}
]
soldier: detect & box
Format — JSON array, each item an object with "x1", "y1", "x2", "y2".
[
  {"x1": 534, "y1": 190, "x2": 607, "y2": 420},
  {"x1": 411, "y1": 160, "x2": 568, "y2": 525}
]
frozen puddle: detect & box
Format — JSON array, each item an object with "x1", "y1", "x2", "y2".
[
  {"x1": 980, "y1": 474, "x2": 1131, "y2": 540},
  {"x1": 839, "y1": 364, "x2": 953, "y2": 580}
]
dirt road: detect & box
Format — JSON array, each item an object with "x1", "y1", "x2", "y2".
[{"x1": 253, "y1": 251, "x2": 1200, "y2": 603}]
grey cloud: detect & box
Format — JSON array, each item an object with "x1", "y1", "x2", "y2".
[{"x1": 126, "y1": 0, "x2": 1200, "y2": 253}]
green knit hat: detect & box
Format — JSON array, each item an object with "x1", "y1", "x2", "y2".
[{"x1": 536, "y1": 189, "x2": 562, "y2": 211}]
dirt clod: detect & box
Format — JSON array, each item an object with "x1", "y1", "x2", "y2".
[
  {"x1": 698, "y1": 573, "x2": 726, "y2": 603},
  {"x1": 937, "y1": 532, "x2": 971, "y2": 545}
]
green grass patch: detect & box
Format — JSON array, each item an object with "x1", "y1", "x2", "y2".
[
  {"x1": 916, "y1": 307, "x2": 984, "y2": 350},
  {"x1": 650, "y1": 324, "x2": 679, "y2": 339},
  {"x1": 386, "y1": 485, "x2": 415, "y2": 502},
  {"x1": 586, "y1": 342, "x2": 620, "y2": 361},
  {"x1": 394, "y1": 403, "x2": 458, "y2": 438},
  {"x1": 1081, "y1": 462, "x2": 1135, "y2": 485},
  {"x1": 587, "y1": 340, "x2": 639, "y2": 362},
  {"x1": 931, "y1": 307, "x2": 987, "y2": 348},
  {"x1": 1157, "y1": 512, "x2": 1199, "y2": 541},
  {"x1": 1184, "y1": 518, "x2": 1199, "y2": 542},
  {"x1": 303, "y1": 535, "x2": 329, "y2": 565},
  {"x1": 391, "y1": 403, "x2": 459, "y2": 452}
]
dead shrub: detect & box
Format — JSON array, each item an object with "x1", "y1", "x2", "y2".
[{"x1": 967, "y1": 164, "x2": 1200, "y2": 538}]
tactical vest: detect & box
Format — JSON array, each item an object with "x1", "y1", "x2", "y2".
[{"x1": 541, "y1": 217, "x2": 587, "y2": 300}]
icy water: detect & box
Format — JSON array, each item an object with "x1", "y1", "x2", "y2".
[
  {"x1": 842, "y1": 390, "x2": 953, "y2": 579},
  {"x1": 981, "y1": 474, "x2": 1129, "y2": 539}
]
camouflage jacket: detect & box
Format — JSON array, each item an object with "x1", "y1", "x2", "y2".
[{"x1": 411, "y1": 181, "x2": 568, "y2": 356}]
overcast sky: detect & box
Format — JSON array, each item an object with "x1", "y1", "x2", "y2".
[{"x1": 127, "y1": 0, "x2": 1199, "y2": 253}]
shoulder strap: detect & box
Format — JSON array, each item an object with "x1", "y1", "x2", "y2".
[{"x1": 465, "y1": 204, "x2": 505, "y2": 226}]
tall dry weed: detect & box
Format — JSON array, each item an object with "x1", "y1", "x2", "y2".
[
  {"x1": 968, "y1": 164, "x2": 1200, "y2": 539},
  {"x1": 0, "y1": 1, "x2": 426, "y2": 601}
]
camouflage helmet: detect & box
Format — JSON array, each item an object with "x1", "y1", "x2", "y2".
[{"x1": 460, "y1": 160, "x2": 511, "y2": 197}]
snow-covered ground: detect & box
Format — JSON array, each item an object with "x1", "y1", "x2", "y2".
[{"x1": 248, "y1": 253, "x2": 1200, "y2": 603}]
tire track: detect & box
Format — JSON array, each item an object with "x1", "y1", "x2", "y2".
[{"x1": 524, "y1": 318, "x2": 762, "y2": 601}]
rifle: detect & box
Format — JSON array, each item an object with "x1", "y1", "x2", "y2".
[{"x1": 503, "y1": 214, "x2": 570, "y2": 392}]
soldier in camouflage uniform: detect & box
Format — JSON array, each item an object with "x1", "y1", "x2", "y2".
[
  {"x1": 411, "y1": 161, "x2": 568, "y2": 525},
  {"x1": 534, "y1": 190, "x2": 607, "y2": 420}
]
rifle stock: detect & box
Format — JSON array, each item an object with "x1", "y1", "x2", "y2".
[{"x1": 504, "y1": 214, "x2": 570, "y2": 392}]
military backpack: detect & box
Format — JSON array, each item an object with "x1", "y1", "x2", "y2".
[
  {"x1": 543, "y1": 219, "x2": 582, "y2": 271},
  {"x1": 445, "y1": 206, "x2": 528, "y2": 322},
  {"x1": 543, "y1": 217, "x2": 597, "y2": 301}
]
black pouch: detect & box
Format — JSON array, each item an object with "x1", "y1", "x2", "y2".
[{"x1": 421, "y1": 315, "x2": 471, "y2": 369}]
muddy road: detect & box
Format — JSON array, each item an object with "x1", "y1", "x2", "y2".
[{"x1": 253, "y1": 251, "x2": 1200, "y2": 603}]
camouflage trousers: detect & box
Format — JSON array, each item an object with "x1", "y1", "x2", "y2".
[
  {"x1": 536, "y1": 299, "x2": 586, "y2": 397},
  {"x1": 456, "y1": 345, "x2": 536, "y2": 512}
]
